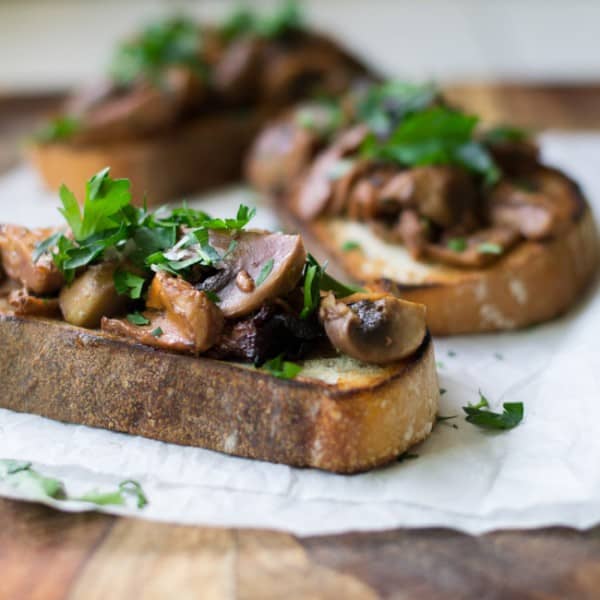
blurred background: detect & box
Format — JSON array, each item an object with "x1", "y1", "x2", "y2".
[{"x1": 1, "y1": 0, "x2": 599, "y2": 91}]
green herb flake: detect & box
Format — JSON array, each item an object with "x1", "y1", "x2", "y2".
[
  {"x1": 482, "y1": 125, "x2": 528, "y2": 145},
  {"x1": 463, "y1": 391, "x2": 524, "y2": 430},
  {"x1": 440, "y1": 388, "x2": 447, "y2": 395},
  {"x1": 261, "y1": 355, "x2": 302, "y2": 380},
  {"x1": 127, "y1": 312, "x2": 150, "y2": 326},
  {"x1": 478, "y1": 242, "x2": 503, "y2": 255},
  {"x1": 114, "y1": 270, "x2": 146, "y2": 299},
  {"x1": 448, "y1": 350, "x2": 456, "y2": 357},
  {"x1": 204, "y1": 290, "x2": 220, "y2": 303},
  {"x1": 341, "y1": 240, "x2": 361, "y2": 252},
  {"x1": 447, "y1": 237, "x2": 467, "y2": 252},
  {"x1": 255, "y1": 258, "x2": 274, "y2": 287},
  {"x1": 78, "y1": 480, "x2": 148, "y2": 509},
  {"x1": 34, "y1": 116, "x2": 80, "y2": 143},
  {"x1": 397, "y1": 452, "x2": 419, "y2": 462},
  {"x1": 150, "y1": 327, "x2": 163, "y2": 337}
]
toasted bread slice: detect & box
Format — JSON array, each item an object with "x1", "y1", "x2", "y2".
[
  {"x1": 277, "y1": 205, "x2": 600, "y2": 335},
  {"x1": 0, "y1": 313, "x2": 438, "y2": 473},
  {"x1": 28, "y1": 111, "x2": 265, "y2": 204}
]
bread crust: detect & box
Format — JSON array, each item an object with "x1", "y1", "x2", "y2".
[
  {"x1": 0, "y1": 313, "x2": 439, "y2": 473},
  {"x1": 28, "y1": 111, "x2": 266, "y2": 204},
  {"x1": 277, "y1": 204, "x2": 600, "y2": 335}
]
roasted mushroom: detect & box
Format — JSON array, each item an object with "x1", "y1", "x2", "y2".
[
  {"x1": 59, "y1": 262, "x2": 128, "y2": 328},
  {"x1": 319, "y1": 292, "x2": 426, "y2": 364},
  {"x1": 102, "y1": 271, "x2": 224, "y2": 354},
  {"x1": 198, "y1": 230, "x2": 307, "y2": 318},
  {"x1": 0, "y1": 225, "x2": 64, "y2": 295}
]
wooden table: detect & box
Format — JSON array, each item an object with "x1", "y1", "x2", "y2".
[{"x1": 1, "y1": 84, "x2": 600, "y2": 600}]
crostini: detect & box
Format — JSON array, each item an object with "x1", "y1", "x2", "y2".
[
  {"x1": 0, "y1": 168, "x2": 438, "y2": 473},
  {"x1": 29, "y1": 2, "x2": 372, "y2": 204},
  {"x1": 247, "y1": 81, "x2": 599, "y2": 334}
]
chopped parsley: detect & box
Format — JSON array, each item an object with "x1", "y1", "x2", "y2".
[
  {"x1": 447, "y1": 237, "x2": 467, "y2": 252},
  {"x1": 110, "y1": 17, "x2": 205, "y2": 85},
  {"x1": 463, "y1": 391, "x2": 524, "y2": 430},
  {"x1": 127, "y1": 312, "x2": 150, "y2": 326},
  {"x1": 255, "y1": 258, "x2": 274, "y2": 287},
  {"x1": 361, "y1": 105, "x2": 500, "y2": 185},
  {"x1": 478, "y1": 242, "x2": 503, "y2": 255},
  {"x1": 341, "y1": 240, "x2": 361, "y2": 252},
  {"x1": 114, "y1": 270, "x2": 145, "y2": 299},
  {"x1": 221, "y1": 1, "x2": 303, "y2": 40},
  {"x1": 150, "y1": 327, "x2": 163, "y2": 337},
  {"x1": 204, "y1": 290, "x2": 220, "y2": 303},
  {"x1": 300, "y1": 253, "x2": 363, "y2": 319},
  {"x1": 482, "y1": 125, "x2": 528, "y2": 145},
  {"x1": 0, "y1": 460, "x2": 148, "y2": 508},
  {"x1": 261, "y1": 354, "x2": 302, "y2": 380},
  {"x1": 34, "y1": 116, "x2": 80, "y2": 143}
]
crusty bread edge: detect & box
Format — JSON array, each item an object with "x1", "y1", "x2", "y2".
[
  {"x1": 0, "y1": 314, "x2": 439, "y2": 473},
  {"x1": 276, "y1": 202, "x2": 600, "y2": 335}
]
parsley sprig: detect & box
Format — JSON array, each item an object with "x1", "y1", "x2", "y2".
[
  {"x1": 463, "y1": 392, "x2": 524, "y2": 430},
  {"x1": 34, "y1": 168, "x2": 256, "y2": 289}
]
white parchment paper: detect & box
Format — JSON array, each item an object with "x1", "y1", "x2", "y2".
[{"x1": 0, "y1": 132, "x2": 598, "y2": 536}]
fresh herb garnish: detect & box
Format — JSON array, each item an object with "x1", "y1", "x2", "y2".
[
  {"x1": 0, "y1": 460, "x2": 148, "y2": 508},
  {"x1": 463, "y1": 391, "x2": 524, "y2": 430},
  {"x1": 34, "y1": 116, "x2": 80, "y2": 143},
  {"x1": 204, "y1": 290, "x2": 220, "y2": 303},
  {"x1": 110, "y1": 17, "x2": 205, "y2": 85},
  {"x1": 440, "y1": 388, "x2": 447, "y2": 395},
  {"x1": 221, "y1": 0, "x2": 303, "y2": 40},
  {"x1": 477, "y1": 242, "x2": 503, "y2": 255},
  {"x1": 397, "y1": 452, "x2": 419, "y2": 462},
  {"x1": 261, "y1": 354, "x2": 302, "y2": 380},
  {"x1": 150, "y1": 327, "x2": 163, "y2": 337},
  {"x1": 436, "y1": 414, "x2": 458, "y2": 429},
  {"x1": 447, "y1": 237, "x2": 467, "y2": 252},
  {"x1": 114, "y1": 270, "x2": 145, "y2": 299},
  {"x1": 358, "y1": 80, "x2": 439, "y2": 138},
  {"x1": 300, "y1": 253, "x2": 363, "y2": 319},
  {"x1": 256, "y1": 258, "x2": 274, "y2": 287},
  {"x1": 341, "y1": 240, "x2": 361, "y2": 252},
  {"x1": 361, "y1": 106, "x2": 500, "y2": 184},
  {"x1": 127, "y1": 312, "x2": 150, "y2": 326},
  {"x1": 482, "y1": 125, "x2": 528, "y2": 145}
]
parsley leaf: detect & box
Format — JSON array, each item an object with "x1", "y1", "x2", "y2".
[
  {"x1": 110, "y1": 17, "x2": 205, "y2": 85},
  {"x1": 34, "y1": 116, "x2": 80, "y2": 143},
  {"x1": 262, "y1": 355, "x2": 302, "y2": 380},
  {"x1": 221, "y1": 1, "x2": 303, "y2": 40},
  {"x1": 150, "y1": 327, "x2": 163, "y2": 337},
  {"x1": 463, "y1": 392, "x2": 524, "y2": 430},
  {"x1": 127, "y1": 312, "x2": 150, "y2": 326},
  {"x1": 482, "y1": 125, "x2": 528, "y2": 145},
  {"x1": 78, "y1": 480, "x2": 148, "y2": 509},
  {"x1": 362, "y1": 106, "x2": 500, "y2": 184},
  {"x1": 114, "y1": 270, "x2": 145, "y2": 299},
  {"x1": 341, "y1": 240, "x2": 361, "y2": 252},
  {"x1": 447, "y1": 237, "x2": 467, "y2": 252},
  {"x1": 256, "y1": 259, "x2": 274, "y2": 287},
  {"x1": 300, "y1": 254, "x2": 363, "y2": 319}
]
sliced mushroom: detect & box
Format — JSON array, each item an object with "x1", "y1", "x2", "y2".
[
  {"x1": 0, "y1": 225, "x2": 64, "y2": 295},
  {"x1": 319, "y1": 292, "x2": 427, "y2": 364},
  {"x1": 245, "y1": 117, "x2": 317, "y2": 194},
  {"x1": 203, "y1": 230, "x2": 307, "y2": 319},
  {"x1": 102, "y1": 272, "x2": 223, "y2": 354},
  {"x1": 487, "y1": 167, "x2": 584, "y2": 240},
  {"x1": 59, "y1": 262, "x2": 128, "y2": 328},
  {"x1": 293, "y1": 125, "x2": 368, "y2": 220},
  {"x1": 8, "y1": 288, "x2": 61, "y2": 318}
]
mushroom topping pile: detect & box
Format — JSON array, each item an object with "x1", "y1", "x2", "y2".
[
  {"x1": 247, "y1": 81, "x2": 585, "y2": 269},
  {"x1": 36, "y1": 5, "x2": 369, "y2": 147},
  {"x1": 0, "y1": 168, "x2": 428, "y2": 376}
]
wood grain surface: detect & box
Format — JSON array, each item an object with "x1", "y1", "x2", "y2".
[{"x1": 1, "y1": 84, "x2": 600, "y2": 600}]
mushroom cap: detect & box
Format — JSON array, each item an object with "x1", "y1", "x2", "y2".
[
  {"x1": 319, "y1": 292, "x2": 427, "y2": 364},
  {"x1": 206, "y1": 230, "x2": 307, "y2": 319}
]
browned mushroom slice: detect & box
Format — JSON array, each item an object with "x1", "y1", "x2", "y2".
[
  {"x1": 292, "y1": 125, "x2": 368, "y2": 220},
  {"x1": 246, "y1": 117, "x2": 318, "y2": 194},
  {"x1": 0, "y1": 225, "x2": 64, "y2": 295},
  {"x1": 425, "y1": 227, "x2": 521, "y2": 268},
  {"x1": 319, "y1": 292, "x2": 427, "y2": 364},
  {"x1": 202, "y1": 231, "x2": 307, "y2": 319},
  {"x1": 378, "y1": 166, "x2": 479, "y2": 229},
  {"x1": 487, "y1": 168, "x2": 584, "y2": 240},
  {"x1": 8, "y1": 288, "x2": 61, "y2": 318},
  {"x1": 59, "y1": 262, "x2": 128, "y2": 328},
  {"x1": 102, "y1": 271, "x2": 224, "y2": 354},
  {"x1": 487, "y1": 139, "x2": 540, "y2": 176}
]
